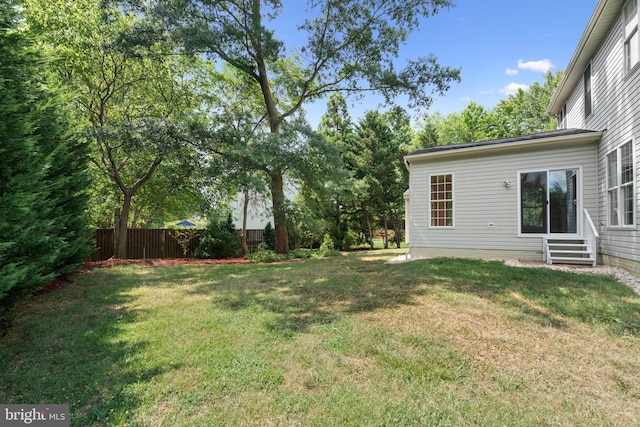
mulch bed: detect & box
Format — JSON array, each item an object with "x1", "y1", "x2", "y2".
[{"x1": 81, "y1": 257, "x2": 251, "y2": 271}]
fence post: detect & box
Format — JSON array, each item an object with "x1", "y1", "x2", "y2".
[{"x1": 161, "y1": 229, "x2": 165, "y2": 258}]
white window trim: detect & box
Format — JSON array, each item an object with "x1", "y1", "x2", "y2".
[
  {"x1": 606, "y1": 141, "x2": 636, "y2": 229},
  {"x1": 558, "y1": 103, "x2": 567, "y2": 130},
  {"x1": 516, "y1": 167, "x2": 584, "y2": 238},
  {"x1": 428, "y1": 172, "x2": 455, "y2": 229},
  {"x1": 584, "y1": 62, "x2": 593, "y2": 119},
  {"x1": 624, "y1": 0, "x2": 640, "y2": 74}
]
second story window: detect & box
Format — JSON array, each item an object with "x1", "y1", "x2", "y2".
[
  {"x1": 558, "y1": 103, "x2": 567, "y2": 129},
  {"x1": 583, "y1": 63, "x2": 592, "y2": 118},
  {"x1": 624, "y1": 0, "x2": 639, "y2": 73}
]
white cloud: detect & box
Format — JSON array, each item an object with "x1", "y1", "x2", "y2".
[
  {"x1": 480, "y1": 89, "x2": 495, "y2": 95},
  {"x1": 460, "y1": 96, "x2": 472, "y2": 104},
  {"x1": 505, "y1": 68, "x2": 519, "y2": 76},
  {"x1": 500, "y1": 83, "x2": 529, "y2": 95},
  {"x1": 517, "y1": 59, "x2": 555, "y2": 73}
]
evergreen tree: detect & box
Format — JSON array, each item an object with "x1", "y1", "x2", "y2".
[
  {"x1": 194, "y1": 215, "x2": 240, "y2": 259},
  {"x1": 0, "y1": 0, "x2": 92, "y2": 324},
  {"x1": 346, "y1": 111, "x2": 396, "y2": 248},
  {"x1": 38, "y1": 99, "x2": 93, "y2": 276},
  {"x1": 262, "y1": 222, "x2": 276, "y2": 251},
  {"x1": 316, "y1": 93, "x2": 356, "y2": 247},
  {"x1": 0, "y1": 1, "x2": 50, "y2": 320}
]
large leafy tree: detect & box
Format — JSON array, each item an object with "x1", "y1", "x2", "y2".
[
  {"x1": 415, "y1": 71, "x2": 563, "y2": 147},
  {"x1": 414, "y1": 103, "x2": 491, "y2": 146},
  {"x1": 489, "y1": 71, "x2": 563, "y2": 138},
  {"x1": 195, "y1": 67, "x2": 274, "y2": 247},
  {"x1": 118, "y1": 0, "x2": 460, "y2": 253},
  {"x1": 25, "y1": 0, "x2": 205, "y2": 258},
  {"x1": 189, "y1": 64, "x2": 342, "y2": 254},
  {"x1": 1, "y1": 0, "x2": 92, "y2": 323}
]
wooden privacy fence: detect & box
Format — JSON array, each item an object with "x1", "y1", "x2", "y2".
[
  {"x1": 242, "y1": 229, "x2": 263, "y2": 254},
  {"x1": 87, "y1": 228, "x2": 263, "y2": 261}
]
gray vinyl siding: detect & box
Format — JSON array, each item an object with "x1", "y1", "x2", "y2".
[
  {"x1": 562, "y1": 5, "x2": 640, "y2": 269},
  {"x1": 408, "y1": 144, "x2": 598, "y2": 256}
]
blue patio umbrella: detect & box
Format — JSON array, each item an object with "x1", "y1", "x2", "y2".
[{"x1": 176, "y1": 220, "x2": 196, "y2": 227}]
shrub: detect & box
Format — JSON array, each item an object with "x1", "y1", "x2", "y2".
[
  {"x1": 246, "y1": 249, "x2": 287, "y2": 263},
  {"x1": 288, "y1": 248, "x2": 314, "y2": 259},
  {"x1": 194, "y1": 215, "x2": 240, "y2": 259},
  {"x1": 262, "y1": 222, "x2": 275, "y2": 250},
  {"x1": 317, "y1": 233, "x2": 340, "y2": 258},
  {"x1": 341, "y1": 231, "x2": 357, "y2": 251},
  {"x1": 246, "y1": 246, "x2": 314, "y2": 263}
]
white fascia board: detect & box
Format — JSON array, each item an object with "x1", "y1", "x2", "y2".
[
  {"x1": 404, "y1": 132, "x2": 603, "y2": 164},
  {"x1": 548, "y1": 0, "x2": 624, "y2": 115}
]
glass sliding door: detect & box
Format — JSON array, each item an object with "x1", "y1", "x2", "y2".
[
  {"x1": 520, "y1": 172, "x2": 547, "y2": 233},
  {"x1": 520, "y1": 169, "x2": 579, "y2": 235}
]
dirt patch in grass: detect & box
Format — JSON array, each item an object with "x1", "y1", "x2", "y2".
[{"x1": 32, "y1": 275, "x2": 75, "y2": 297}]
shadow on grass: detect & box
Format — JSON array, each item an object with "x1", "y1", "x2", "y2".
[
  {"x1": 0, "y1": 267, "x2": 181, "y2": 427},
  {"x1": 184, "y1": 253, "x2": 428, "y2": 336},
  {"x1": 400, "y1": 258, "x2": 640, "y2": 335},
  {"x1": 185, "y1": 255, "x2": 640, "y2": 337}
]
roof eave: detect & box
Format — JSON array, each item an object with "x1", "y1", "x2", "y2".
[
  {"x1": 404, "y1": 131, "x2": 603, "y2": 164},
  {"x1": 548, "y1": 0, "x2": 624, "y2": 115}
]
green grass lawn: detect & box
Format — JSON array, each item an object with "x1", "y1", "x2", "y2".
[{"x1": 2, "y1": 250, "x2": 640, "y2": 426}]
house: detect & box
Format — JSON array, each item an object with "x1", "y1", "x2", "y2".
[
  {"x1": 404, "y1": 0, "x2": 639, "y2": 274},
  {"x1": 230, "y1": 183, "x2": 298, "y2": 230}
]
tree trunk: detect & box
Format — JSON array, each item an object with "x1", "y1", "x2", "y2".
[
  {"x1": 143, "y1": 206, "x2": 158, "y2": 229},
  {"x1": 270, "y1": 171, "x2": 289, "y2": 254},
  {"x1": 111, "y1": 155, "x2": 164, "y2": 258},
  {"x1": 335, "y1": 201, "x2": 342, "y2": 248},
  {"x1": 383, "y1": 215, "x2": 389, "y2": 249},
  {"x1": 366, "y1": 213, "x2": 374, "y2": 250},
  {"x1": 392, "y1": 210, "x2": 402, "y2": 249},
  {"x1": 252, "y1": 28, "x2": 291, "y2": 255},
  {"x1": 114, "y1": 192, "x2": 132, "y2": 259},
  {"x1": 241, "y1": 189, "x2": 249, "y2": 256},
  {"x1": 131, "y1": 200, "x2": 141, "y2": 228}
]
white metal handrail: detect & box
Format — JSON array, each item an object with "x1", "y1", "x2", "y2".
[
  {"x1": 583, "y1": 208, "x2": 599, "y2": 266},
  {"x1": 543, "y1": 236, "x2": 550, "y2": 263}
]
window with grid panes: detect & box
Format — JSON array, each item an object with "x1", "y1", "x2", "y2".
[
  {"x1": 430, "y1": 174, "x2": 453, "y2": 227},
  {"x1": 607, "y1": 141, "x2": 635, "y2": 227}
]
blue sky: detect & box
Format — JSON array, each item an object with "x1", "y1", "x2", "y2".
[{"x1": 278, "y1": 0, "x2": 600, "y2": 128}]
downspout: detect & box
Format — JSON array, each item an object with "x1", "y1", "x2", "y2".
[
  {"x1": 595, "y1": 128, "x2": 607, "y2": 262},
  {"x1": 404, "y1": 159, "x2": 412, "y2": 259}
]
